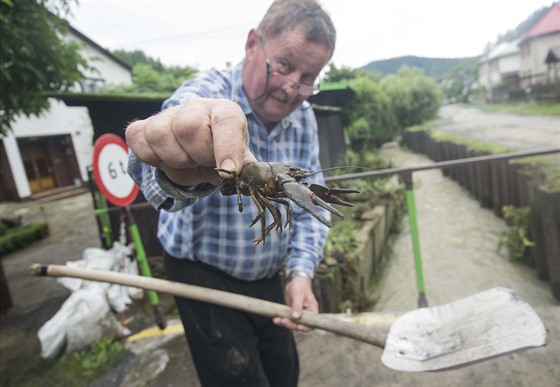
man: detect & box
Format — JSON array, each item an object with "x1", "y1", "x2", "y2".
[{"x1": 125, "y1": 1, "x2": 336, "y2": 385}]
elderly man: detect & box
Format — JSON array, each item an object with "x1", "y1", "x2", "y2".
[{"x1": 126, "y1": 1, "x2": 336, "y2": 385}]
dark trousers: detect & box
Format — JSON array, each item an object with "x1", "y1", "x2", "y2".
[{"x1": 164, "y1": 253, "x2": 299, "y2": 387}]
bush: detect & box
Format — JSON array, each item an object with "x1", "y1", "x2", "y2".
[
  {"x1": 0, "y1": 217, "x2": 23, "y2": 236},
  {"x1": 499, "y1": 206, "x2": 534, "y2": 266},
  {"x1": 0, "y1": 222, "x2": 49, "y2": 255}
]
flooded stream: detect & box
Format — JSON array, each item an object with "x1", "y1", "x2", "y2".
[{"x1": 371, "y1": 145, "x2": 557, "y2": 312}]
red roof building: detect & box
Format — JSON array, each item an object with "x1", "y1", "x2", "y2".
[
  {"x1": 522, "y1": 3, "x2": 560, "y2": 41},
  {"x1": 519, "y1": 3, "x2": 560, "y2": 88}
]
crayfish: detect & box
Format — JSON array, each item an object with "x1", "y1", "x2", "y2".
[{"x1": 217, "y1": 161, "x2": 359, "y2": 244}]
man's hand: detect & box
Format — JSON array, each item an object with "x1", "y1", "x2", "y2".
[
  {"x1": 125, "y1": 97, "x2": 256, "y2": 186},
  {"x1": 273, "y1": 275, "x2": 318, "y2": 332}
]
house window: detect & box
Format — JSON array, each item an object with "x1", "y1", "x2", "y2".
[{"x1": 80, "y1": 78, "x2": 106, "y2": 92}]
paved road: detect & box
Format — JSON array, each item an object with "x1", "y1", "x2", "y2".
[{"x1": 434, "y1": 105, "x2": 559, "y2": 151}]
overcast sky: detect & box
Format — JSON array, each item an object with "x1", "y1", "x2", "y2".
[{"x1": 69, "y1": 0, "x2": 554, "y2": 71}]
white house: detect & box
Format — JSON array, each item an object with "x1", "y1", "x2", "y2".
[
  {"x1": 478, "y1": 2, "x2": 560, "y2": 101},
  {"x1": 0, "y1": 27, "x2": 132, "y2": 201},
  {"x1": 478, "y1": 40, "x2": 521, "y2": 100}
]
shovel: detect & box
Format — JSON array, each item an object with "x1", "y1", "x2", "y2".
[{"x1": 30, "y1": 263, "x2": 547, "y2": 372}]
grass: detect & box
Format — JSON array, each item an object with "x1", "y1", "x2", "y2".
[
  {"x1": 430, "y1": 130, "x2": 513, "y2": 154},
  {"x1": 0, "y1": 338, "x2": 124, "y2": 387},
  {"x1": 472, "y1": 102, "x2": 560, "y2": 116}
]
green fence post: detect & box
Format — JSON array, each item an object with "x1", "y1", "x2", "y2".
[
  {"x1": 402, "y1": 171, "x2": 428, "y2": 308},
  {"x1": 125, "y1": 207, "x2": 166, "y2": 329},
  {"x1": 94, "y1": 193, "x2": 114, "y2": 249}
]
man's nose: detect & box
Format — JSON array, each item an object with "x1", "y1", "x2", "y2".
[{"x1": 281, "y1": 78, "x2": 300, "y2": 97}]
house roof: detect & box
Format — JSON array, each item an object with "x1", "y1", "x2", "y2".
[
  {"x1": 522, "y1": 3, "x2": 560, "y2": 41},
  {"x1": 307, "y1": 83, "x2": 354, "y2": 109},
  {"x1": 486, "y1": 40, "x2": 520, "y2": 61},
  {"x1": 69, "y1": 25, "x2": 132, "y2": 71}
]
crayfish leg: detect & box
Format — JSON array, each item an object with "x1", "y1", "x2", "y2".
[
  {"x1": 216, "y1": 168, "x2": 244, "y2": 212},
  {"x1": 269, "y1": 197, "x2": 292, "y2": 228},
  {"x1": 248, "y1": 189, "x2": 267, "y2": 241},
  {"x1": 249, "y1": 190, "x2": 284, "y2": 245}
]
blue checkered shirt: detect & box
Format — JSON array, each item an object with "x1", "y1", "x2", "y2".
[{"x1": 128, "y1": 62, "x2": 329, "y2": 281}]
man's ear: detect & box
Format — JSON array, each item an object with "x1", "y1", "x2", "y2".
[{"x1": 245, "y1": 29, "x2": 258, "y2": 54}]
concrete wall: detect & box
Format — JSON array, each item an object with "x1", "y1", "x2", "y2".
[{"x1": 313, "y1": 196, "x2": 404, "y2": 313}]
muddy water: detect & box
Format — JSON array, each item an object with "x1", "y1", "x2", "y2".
[{"x1": 371, "y1": 145, "x2": 557, "y2": 313}]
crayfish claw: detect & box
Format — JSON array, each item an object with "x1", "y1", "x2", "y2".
[
  {"x1": 281, "y1": 181, "x2": 333, "y2": 227},
  {"x1": 307, "y1": 184, "x2": 359, "y2": 207}
]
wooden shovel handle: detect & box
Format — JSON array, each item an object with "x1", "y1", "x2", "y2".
[{"x1": 30, "y1": 263, "x2": 387, "y2": 348}]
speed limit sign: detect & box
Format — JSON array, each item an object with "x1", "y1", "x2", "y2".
[{"x1": 93, "y1": 134, "x2": 139, "y2": 207}]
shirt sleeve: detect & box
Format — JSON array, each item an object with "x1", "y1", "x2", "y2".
[
  {"x1": 127, "y1": 151, "x2": 216, "y2": 212},
  {"x1": 284, "y1": 112, "x2": 330, "y2": 279}
]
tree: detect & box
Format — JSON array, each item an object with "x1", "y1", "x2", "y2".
[
  {"x1": 443, "y1": 58, "x2": 480, "y2": 103},
  {"x1": 323, "y1": 63, "x2": 381, "y2": 84},
  {"x1": 381, "y1": 66, "x2": 441, "y2": 130},
  {"x1": 104, "y1": 63, "x2": 197, "y2": 94},
  {"x1": 323, "y1": 63, "x2": 360, "y2": 83},
  {"x1": 0, "y1": 0, "x2": 89, "y2": 136},
  {"x1": 112, "y1": 49, "x2": 165, "y2": 72},
  {"x1": 106, "y1": 49, "x2": 198, "y2": 93}
]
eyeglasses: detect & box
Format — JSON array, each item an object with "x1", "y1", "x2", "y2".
[{"x1": 258, "y1": 37, "x2": 320, "y2": 98}]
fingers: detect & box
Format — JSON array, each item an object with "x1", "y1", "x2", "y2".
[
  {"x1": 273, "y1": 276, "x2": 318, "y2": 332},
  {"x1": 125, "y1": 97, "x2": 256, "y2": 186},
  {"x1": 273, "y1": 316, "x2": 313, "y2": 332}
]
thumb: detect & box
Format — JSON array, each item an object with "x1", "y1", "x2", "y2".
[{"x1": 209, "y1": 100, "x2": 255, "y2": 177}]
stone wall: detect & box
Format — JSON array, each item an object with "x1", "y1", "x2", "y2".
[{"x1": 313, "y1": 197, "x2": 403, "y2": 313}]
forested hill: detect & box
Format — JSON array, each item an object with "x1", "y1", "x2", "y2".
[{"x1": 361, "y1": 55, "x2": 476, "y2": 80}]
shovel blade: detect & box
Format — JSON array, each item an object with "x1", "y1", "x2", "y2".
[{"x1": 382, "y1": 287, "x2": 547, "y2": 372}]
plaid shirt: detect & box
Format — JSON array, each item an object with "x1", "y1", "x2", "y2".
[{"x1": 128, "y1": 62, "x2": 329, "y2": 281}]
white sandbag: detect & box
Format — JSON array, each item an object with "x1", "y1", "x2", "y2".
[
  {"x1": 57, "y1": 243, "x2": 142, "y2": 310},
  {"x1": 107, "y1": 283, "x2": 132, "y2": 313},
  {"x1": 38, "y1": 287, "x2": 129, "y2": 358},
  {"x1": 39, "y1": 242, "x2": 143, "y2": 358},
  {"x1": 107, "y1": 242, "x2": 144, "y2": 307}
]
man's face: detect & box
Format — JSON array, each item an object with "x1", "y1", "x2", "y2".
[{"x1": 243, "y1": 26, "x2": 332, "y2": 130}]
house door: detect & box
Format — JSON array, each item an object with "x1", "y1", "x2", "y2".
[{"x1": 19, "y1": 140, "x2": 55, "y2": 193}]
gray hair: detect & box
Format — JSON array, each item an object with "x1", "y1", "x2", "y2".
[{"x1": 258, "y1": 0, "x2": 336, "y2": 55}]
